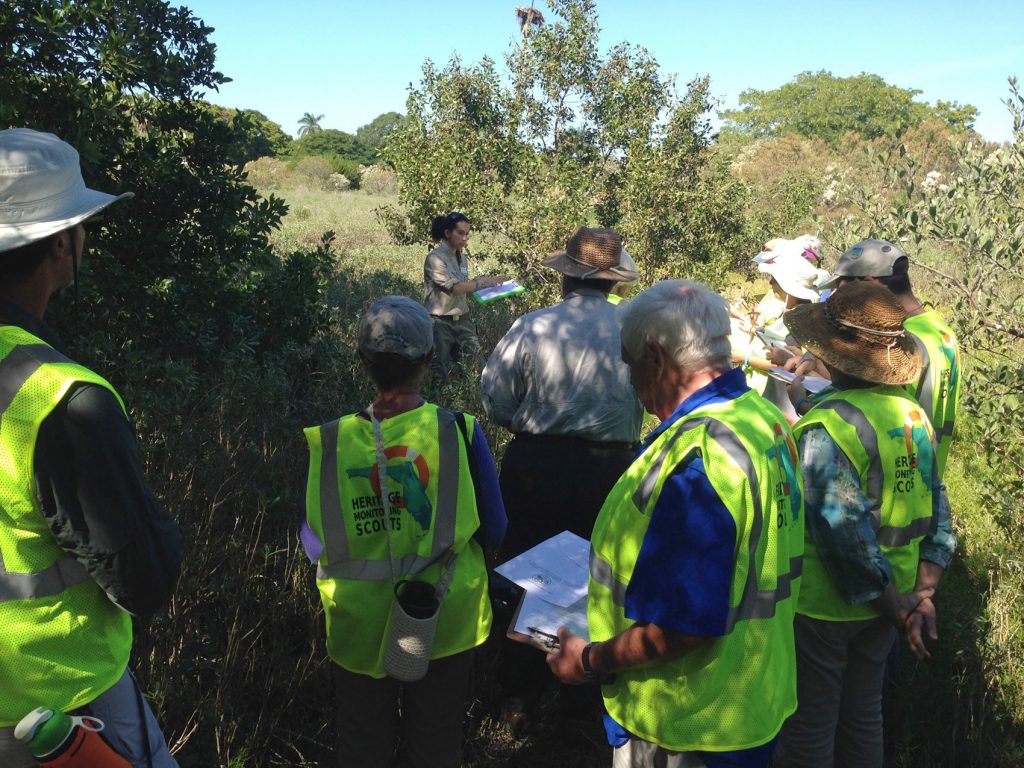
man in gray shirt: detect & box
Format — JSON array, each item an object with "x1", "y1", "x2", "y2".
[{"x1": 482, "y1": 227, "x2": 643, "y2": 725}]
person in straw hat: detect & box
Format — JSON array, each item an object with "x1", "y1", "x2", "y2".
[
  {"x1": 302, "y1": 295, "x2": 506, "y2": 767},
  {"x1": 774, "y1": 281, "x2": 956, "y2": 768},
  {"x1": 481, "y1": 226, "x2": 643, "y2": 731},
  {"x1": 0, "y1": 128, "x2": 181, "y2": 766},
  {"x1": 817, "y1": 239, "x2": 960, "y2": 480}
]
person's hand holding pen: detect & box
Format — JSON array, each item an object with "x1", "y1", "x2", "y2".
[
  {"x1": 528, "y1": 626, "x2": 560, "y2": 651},
  {"x1": 545, "y1": 627, "x2": 590, "y2": 685}
]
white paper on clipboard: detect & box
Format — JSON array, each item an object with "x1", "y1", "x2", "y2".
[
  {"x1": 494, "y1": 530, "x2": 589, "y2": 608},
  {"x1": 766, "y1": 367, "x2": 831, "y2": 394},
  {"x1": 755, "y1": 329, "x2": 794, "y2": 354}
]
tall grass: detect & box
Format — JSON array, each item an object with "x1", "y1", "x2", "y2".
[{"x1": 146, "y1": 177, "x2": 1021, "y2": 765}]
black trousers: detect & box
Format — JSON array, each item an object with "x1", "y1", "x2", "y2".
[
  {"x1": 498, "y1": 433, "x2": 635, "y2": 560},
  {"x1": 497, "y1": 433, "x2": 635, "y2": 703}
]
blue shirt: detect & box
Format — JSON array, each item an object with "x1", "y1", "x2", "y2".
[{"x1": 604, "y1": 367, "x2": 778, "y2": 767}]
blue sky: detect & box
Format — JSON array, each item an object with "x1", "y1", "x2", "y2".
[{"x1": 181, "y1": 0, "x2": 1024, "y2": 142}]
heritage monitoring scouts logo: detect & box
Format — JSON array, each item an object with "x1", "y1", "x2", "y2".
[
  {"x1": 768, "y1": 423, "x2": 802, "y2": 526},
  {"x1": 346, "y1": 445, "x2": 433, "y2": 536},
  {"x1": 887, "y1": 410, "x2": 934, "y2": 493}
]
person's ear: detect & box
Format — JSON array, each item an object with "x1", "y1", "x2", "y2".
[{"x1": 48, "y1": 229, "x2": 72, "y2": 263}]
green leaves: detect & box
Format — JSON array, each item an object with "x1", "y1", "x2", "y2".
[
  {"x1": 720, "y1": 70, "x2": 978, "y2": 146},
  {"x1": 383, "y1": 0, "x2": 738, "y2": 286}
]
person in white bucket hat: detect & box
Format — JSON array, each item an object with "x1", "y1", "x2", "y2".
[{"x1": 0, "y1": 128, "x2": 181, "y2": 768}]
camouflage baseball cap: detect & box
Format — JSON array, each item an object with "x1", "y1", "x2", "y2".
[{"x1": 817, "y1": 239, "x2": 907, "y2": 290}]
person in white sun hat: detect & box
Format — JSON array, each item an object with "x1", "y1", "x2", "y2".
[
  {"x1": 0, "y1": 128, "x2": 181, "y2": 768},
  {"x1": 730, "y1": 248, "x2": 829, "y2": 419}
]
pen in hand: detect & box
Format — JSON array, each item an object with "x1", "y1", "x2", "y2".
[{"x1": 527, "y1": 626, "x2": 561, "y2": 651}]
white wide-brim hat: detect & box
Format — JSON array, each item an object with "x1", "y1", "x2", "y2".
[
  {"x1": 759, "y1": 251, "x2": 828, "y2": 301},
  {"x1": 0, "y1": 128, "x2": 133, "y2": 254}
]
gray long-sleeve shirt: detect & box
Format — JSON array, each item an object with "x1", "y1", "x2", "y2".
[{"x1": 481, "y1": 288, "x2": 643, "y2": 442}]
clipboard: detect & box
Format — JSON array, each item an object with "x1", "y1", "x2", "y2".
[
  {"x1": 765, "y1": 367, "x2": 832, "y2": 394},
  {"x1": 472, "y1": 280, "x2": 525, "y2": 304},
  {"x1": 755, "y1": 331, "x2": 794, "y2": 356},
  {"x1": 493, "y1": 530, "x2": 591, "y2": 652}
]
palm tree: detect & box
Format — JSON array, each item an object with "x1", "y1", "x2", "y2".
[{"x1": 297, "y1": 112, "x2": 324, "y2": 137}]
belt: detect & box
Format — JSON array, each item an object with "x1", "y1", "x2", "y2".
[
  {"x1": 512, "y1": 432, "x2": 637, "y2": 452},
  {"x1": 432, "y1": 314, "x2": 466, "y2": 322}
]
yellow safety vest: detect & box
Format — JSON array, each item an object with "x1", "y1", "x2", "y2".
[
  {"x1": 795, "y1": 386, "x2": 936, "y2": 621},
  {"x1": 304, "y1": 403, "x2": 491, "y2": 677},
  {"x1": 905, "y1": 311, "x2": 960, "y2": 478},
  {"x1": 0, "y1": 326, "x2": 132, "y2": 726},
  {"x1": 588, "y1": 389, "x2": 804, "y2": 751}
]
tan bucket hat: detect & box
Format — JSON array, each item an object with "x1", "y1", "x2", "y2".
[
  {"x1": 543, "y1": 226, "x2": 639, "y2": 281},
  {"x1": 0, "y1": 128, "x2": 133, "y2": 253},
  {"x1": 784, "y1": 281, "x2": 921, "y2": 385}
]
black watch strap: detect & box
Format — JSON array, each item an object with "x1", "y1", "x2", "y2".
[
  {"x1": 581, "y1": 643, "x2": 598, "y2": 679},
  {"x1": 582, "y1": 643, "x2": 616, "y2": 685}
]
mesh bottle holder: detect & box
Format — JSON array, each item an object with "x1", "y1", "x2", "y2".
[
  {"x1": 383, "y1": 563, "x2": 455, "y2": 682},
  {"x1": 369, "y1": 406, "x2": 458, "y2": 683}
]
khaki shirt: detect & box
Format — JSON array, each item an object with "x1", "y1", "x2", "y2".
[{"x1": 423, "y1": 242, "x2": 471, "y2": 317}]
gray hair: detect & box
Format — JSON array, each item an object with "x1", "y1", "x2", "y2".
[{"x1": 619, "y1": 280, "x2": 732, "y2": 371}]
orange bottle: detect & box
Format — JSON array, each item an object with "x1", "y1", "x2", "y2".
[{"x1": 14, "y1": 706, "x2": 131, "y2": 767}]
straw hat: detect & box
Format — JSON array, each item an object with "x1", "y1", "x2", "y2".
[
  {"x1": 784, "y1": 281, "x2": 921, "y2": 385},
  {"x1": 0, "y1": 128, "x2": 132, "y2": 253},
  {"x1": 543, "y1": 226, "x2": 639, "y2": 281}
]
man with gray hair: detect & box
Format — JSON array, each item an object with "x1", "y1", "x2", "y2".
[{"x1": 548, "y1": 280, "x2": 805, "y2": 768}]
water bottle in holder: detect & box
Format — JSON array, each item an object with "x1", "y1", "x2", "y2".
[{"x1": 14, "y1": 706, "x2": 131, "y2": 767}]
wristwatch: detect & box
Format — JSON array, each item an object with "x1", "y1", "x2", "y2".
[
  {"x1": 581, "y1": 643, "x2": 614, "y2": 684},
  {"x1": 581, "y1": 643, "x2": 599, "y2": 680}
]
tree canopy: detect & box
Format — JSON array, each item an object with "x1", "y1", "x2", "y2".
[
  {"x1": 297, "y1": 111, "x2": 324, "y2": 135},
  {"x1": 203, "y1": 103, "x2": 292, "y2": 163},
  {"x1": 382, "y1": 0, "x2": 746, "y2": 284},
  {"x1": 720, "y1": 70, "x2": 979, "y2": 146},
  {"x1": 355, "y1": 111, "x2": 405, "y2": 154},
  {"x1": 289, "y1": 128, "x2": 375, "y2": 166}
]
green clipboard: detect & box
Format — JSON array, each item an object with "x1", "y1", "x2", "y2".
[{"x1": 472, "y1": 280, "x2": 525, "y2": 304}]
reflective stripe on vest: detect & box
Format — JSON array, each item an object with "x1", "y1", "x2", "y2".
[
  {"x1": 0, "y1": 553, "x2": 89, "y2": 602},
  {"x1": 312, "y1": 409, "x2": 460, "y2": 581},
  {"x1": 587, "y1": 392, "x2": 803, "y2": 751},
  {"x1": 0, "y1": 343, "x2": 92, "y2": 602},
  {"x1": 908, "y1": 332, "x2": 954, "y2": 442},
  {"x1": 796, "y1": 386, "x2": 935, "y2": 622},
  {"x1": 590, "y1": 544, "x2": 804, "y2": 629},
  {"x1": 811, "y1": 398, "x2": 931, "y2": 547},
  {"x1": 910, "y1": 334, "x2": 935, "y2": 422},
  {"x1": 598, "y1": 414, "x2": 801, "y2": 631}
]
